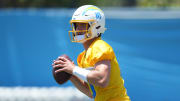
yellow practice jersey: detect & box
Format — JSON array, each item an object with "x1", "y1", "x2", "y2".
[{"x1": 77, "y1": 38, "x2": 130, "y2": 101}]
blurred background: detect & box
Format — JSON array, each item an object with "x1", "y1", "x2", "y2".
[
  {"x1": 0, "y1": 0, "x2": 180, "y2": 101},
  {"x1": 0, "y1": 0, "x2": 180, "y2": 8}
]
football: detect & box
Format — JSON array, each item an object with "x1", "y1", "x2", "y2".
[{"x1": 52, "y1": 54, "x2": 72, "y2": 84}]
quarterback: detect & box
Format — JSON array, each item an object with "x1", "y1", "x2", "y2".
[{"x1": 53, "y1": 5, "x2": 130, "y2": 101}]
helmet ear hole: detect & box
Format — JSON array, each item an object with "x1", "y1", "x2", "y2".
[{"x1": 96, "y1": 26, "x2": 101, "y2": 29}]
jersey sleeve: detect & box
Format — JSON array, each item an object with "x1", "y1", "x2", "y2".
[
  {"x1": 77, "y1": 51, "x2": 85, "y2": 67},
  {"x1": 88, "y1": 40, "x2": 115, "y2": 66}
]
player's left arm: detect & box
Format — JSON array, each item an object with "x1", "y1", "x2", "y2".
[{"x1": 87, "y1": 60, "x2": 111, "y2": 88}]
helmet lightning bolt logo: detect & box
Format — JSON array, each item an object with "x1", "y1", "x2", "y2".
[{"x1": 82, "y1": 6, "x2": 103, "y2": 16}]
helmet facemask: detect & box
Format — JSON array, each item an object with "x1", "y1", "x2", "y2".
[{"x1": 69, "y1": 20, "x2": 95, "y2": 43}]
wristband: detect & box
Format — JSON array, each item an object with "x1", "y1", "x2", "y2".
[{"x1": 73, "y1": 66, "x2": 91, "y2": 82}]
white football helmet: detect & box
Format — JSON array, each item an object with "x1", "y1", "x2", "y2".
[{"x1": 68, "y1": 5, "x2": 106, "y2": 43}]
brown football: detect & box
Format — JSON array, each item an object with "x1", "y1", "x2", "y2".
[{"x1": 52, "y1": 54, "x2": 72, "y2": 85}]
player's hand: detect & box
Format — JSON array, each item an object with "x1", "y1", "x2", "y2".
[{"x1": 52, "y1": 56, "x2": 75, "y2": 74}]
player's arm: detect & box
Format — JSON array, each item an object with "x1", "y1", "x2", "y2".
[
  {"x1": 70, "y1": 75, "x2": 93, "y2": 98},
  {"x1": 87, "y1": 60, "x2": 111, "y2": 87},
  {"x1": 70, "y1": 60, "x2": 111, "y2": 98},
  {"x1": 52, "y1": 57, "x2": 93, "y2": 98},
  {"x1": 53, "y1": 57, "x2": 111, "y2": 87},
  {"x1": 72, "y1": 60, "x2": 111, "y2": 88}
]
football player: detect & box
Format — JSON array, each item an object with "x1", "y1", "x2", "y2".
[{"x1": 53, "y1": 5, "x2": 130, "y2": 101}]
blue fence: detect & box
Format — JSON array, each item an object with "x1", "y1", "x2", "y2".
[{"x1": 0, "y1": 9, "x2": 180, "y2": 101}]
